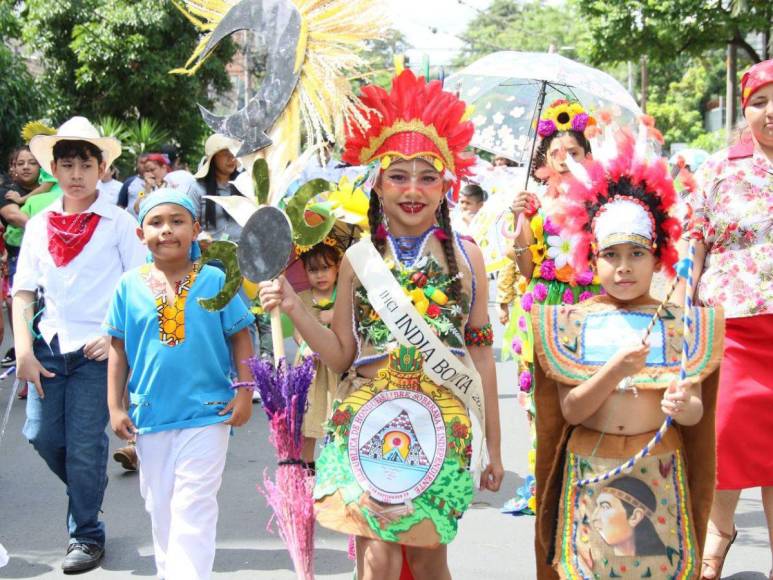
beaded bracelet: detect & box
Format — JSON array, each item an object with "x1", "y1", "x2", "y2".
[
  {"x1": 231, "y1": 381, "x2": 257, "y2": 390},
  {"x1": 464, "y1": 323, "x2": 494, "y2": 347}
]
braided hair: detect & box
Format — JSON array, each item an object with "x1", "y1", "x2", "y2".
[
  {"x1": 531, "y1": 130, "x2": 592, "y2": 184},
  {"x1": 366, "y1": 186, "x2": 462, "y2": 303}
]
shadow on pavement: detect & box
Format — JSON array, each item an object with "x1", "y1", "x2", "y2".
[{"x1": 0, "y1": 557, "x2": 54, "y2": 578}]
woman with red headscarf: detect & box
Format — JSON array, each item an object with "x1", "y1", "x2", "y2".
[{"x1": 681, "y1": 59, "x2": 773, "y2": 579}]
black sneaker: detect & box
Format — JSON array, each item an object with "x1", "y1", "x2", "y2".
[
  {"x1": 62, "y1": 542, "x2": 104, "y2": 574},
  {"x1": 1, "y1": 348, "x2": 15, "y2": 368}
]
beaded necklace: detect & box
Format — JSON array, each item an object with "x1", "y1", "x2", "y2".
[{"x1": 387, "y1": 226, "x2": 437, "y2": 267}]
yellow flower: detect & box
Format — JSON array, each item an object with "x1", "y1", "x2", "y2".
[
  {"x1": 568, "y1": 103, "x2": 584, "y2": 116},
  {"x1": 527, "y1": 495, "x2": 537, "y2": 513},
  {"x1": 326, "y1": 175, "x2": 369, "y2": 227},
  {"x1": 552, "y1": 103, "x2": 573, "y2": 131},
  {"x1": 528, "y1": 449, "x2": 537, "y2": 472},
  {"x1": 530, "y1": 214, "x2": 544, "y2": 239},
  {"x1": 529, "y1": 240, "x2": 546, "y2": 265},
  {"x1": 516, "y1": 276, "x2": 528, "y2": 294}
]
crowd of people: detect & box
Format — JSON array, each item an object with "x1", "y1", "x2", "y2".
[{"x1": 0, "y1": 58, "x2": 770, "y2": 580}]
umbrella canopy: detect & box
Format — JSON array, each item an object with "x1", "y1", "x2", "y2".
[{"x1": 446, "y1": 51, "x2": 641, "y2": 164}]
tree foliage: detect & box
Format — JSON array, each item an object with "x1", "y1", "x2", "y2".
[
  {"x1": 19, "y1": 0, "x2": 236, "y2": 165},
  {"x1": 455, "y1": 0, "x2": 590, "y2": 66},
  {"x1": 577, "y1": 0, "x2": 771, "y2": 66}
]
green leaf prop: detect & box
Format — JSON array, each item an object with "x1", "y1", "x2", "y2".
[
  {"x1": 253, "y1": 158, "x2": 270, "y2": 206},
  {"x1": 197, "y1": 240, "x2": 242, "y2": 311},
  {"x1": 284, "y1": 178, "x2": 335, "y2": 248}
]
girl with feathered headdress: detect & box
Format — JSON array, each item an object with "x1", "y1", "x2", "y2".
[{"x1": 260, "y1": 69, "x2": 503, "y2": 579}]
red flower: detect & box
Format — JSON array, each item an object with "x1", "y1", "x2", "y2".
[
  {"x1": 332, "y1": 409, "x2": 350, "y2": 426},
  {"x1": 452, "y1": 423, "x2": 469, "y2": 439},
  {"x1": 426, "y1": 303, "x2": 441, "y2": 318}
]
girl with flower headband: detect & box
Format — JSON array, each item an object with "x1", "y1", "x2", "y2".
[
  {"x1": 260, "y1": 69, "x2": 503, "y2": 579},
  {"x1": 531, "y1": 126, "x2": 724, "y2": 579},
  {"x1": 498, "y1": 99, "x2": 600, "y2": 516}
]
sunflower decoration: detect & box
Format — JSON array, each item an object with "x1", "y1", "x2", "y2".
[
  {"x1": 537, "y1": 99, "x2": 595, "y2": 138},
  {"x1": 325, "y1": 175, "x2": 369, "y2": 228}
]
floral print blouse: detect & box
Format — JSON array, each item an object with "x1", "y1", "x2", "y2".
[{"x1": 687, "y1": 147, "x2": 773, "y2": 318}]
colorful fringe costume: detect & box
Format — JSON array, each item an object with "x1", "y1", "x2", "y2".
[{"x1": 532, "y1": 127, "x2": 725, "y2": 579}]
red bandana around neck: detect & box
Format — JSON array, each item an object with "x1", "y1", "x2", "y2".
[{"x1": 46, "y1": 211, "x2": 102, "y2": 267}]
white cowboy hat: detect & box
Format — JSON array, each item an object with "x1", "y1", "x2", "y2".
[
  {"x1": 29, "y1": 116, "x2": 122, "y2": 171},
  {"x1": 194, "y1": 133, "x2": 242, "y2": 179}
]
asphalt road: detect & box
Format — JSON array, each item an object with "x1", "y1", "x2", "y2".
[{"x1": 0, "y1": 292, "x2": 769, "y2": 579}]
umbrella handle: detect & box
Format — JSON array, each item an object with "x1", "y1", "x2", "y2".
[{"x1": 270, "y1": 306, "x2": 285, "y2": 363}]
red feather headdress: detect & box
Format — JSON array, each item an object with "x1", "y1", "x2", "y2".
[
  {"x1": 342, "y1": 70, "x2": 475, "y2": 199},
  {"x1": 556, "y1": 126, "x2": 682, "y2": 277}
]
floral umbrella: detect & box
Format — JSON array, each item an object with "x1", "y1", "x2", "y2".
[{"x1": 446, "y1": 51, "x2": 641, "y2": 170}]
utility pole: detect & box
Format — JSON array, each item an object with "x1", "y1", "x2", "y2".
[{"x1": 726, "y1": 42, "x2": 737, "y2": 139}]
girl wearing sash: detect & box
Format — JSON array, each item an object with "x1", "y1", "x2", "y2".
[
  {"x1": 532, "y1": 127, "x2": 724, "y2": 579},
  {"x1": 260, "y1": 70, "x2": 504, "y2": 580}
]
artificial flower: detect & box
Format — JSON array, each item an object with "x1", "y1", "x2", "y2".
[
  {"x1": 538, "y1": 259, "x2": 556, "y2": 281},
  {"x1": 562, "y1": 288, "x2": 575, "y2": 304},
  {"x1": 556, "y1": 264, "x2": 574, "y2": 283},
  {"x1": 578, "y1": 291, "x2": 593, "y2": 302},
  {"x1": 546, "y1": 231, "x2": 578, "y2": 269},
  {"x1": 575, "y1": 269, "x2": 594, "y2": 286},
  {"x1": 521, "y1": 291, "x2": 534, "y2": 312},
  {"x1": 426, "y1": 303, "x2": 441, "y2": 318},
  {"x1": 512, "y1": 337, "x2": 523, "y2": 355},
  {"x1": 533, "y1": 283, "x2": 548, "y2": 302},
  {"x1": 519, "y1": 370, "x2": 532, "y2": 392}
]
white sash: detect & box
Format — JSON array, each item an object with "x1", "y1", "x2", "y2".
[{"x1": 346, "y1": 239, "x2": 487, "y2": 467}]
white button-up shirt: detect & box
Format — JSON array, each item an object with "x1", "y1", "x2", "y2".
[{"x1": 13, "y1": 193, "x2": 146, "y2": 353}]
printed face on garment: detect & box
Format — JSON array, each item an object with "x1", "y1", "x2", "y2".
[
  {"x1": 213, "y1": 148, "x2": 238, "y2": 176},
  {"x1": 375, "y1": 158, "x2": 448, "y2": 235},
  {"x1": 51, "y1": 152, "x2": 105, "y2": 202},
  {"x1": 547, "y1": 134, "x2": 588, "y2": 174},
  {"x1": 139, "y1": 203, "x2": 201, "y2": 262},
  {"x1": 594, "y1": 242, "x2": 659, "y2": 303},
  {"x1": 745, "y1": 83, "x2": 773, "y2": 149},
  {"x1": 591, "y1": 490, "x2": 642, "y2": 556},
  {"x1": 12, "y1": 149, "x2": 40, "y2": 187}
]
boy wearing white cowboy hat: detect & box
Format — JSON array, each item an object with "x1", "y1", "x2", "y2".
[{"x1": 12, "y1": 116, "x2": 146, "y2": 573}]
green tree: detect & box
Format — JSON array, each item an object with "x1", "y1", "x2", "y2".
[
  {"x1": 577, "y1": 0, "x2": 771, "y2": 66},
  {"x1": 455, "y1": 0, "x2": 591, "y2": 66},
  {"x1": 0, "y1": 1, "x2": 42, "y2": 169},
  {"x1": 20, "y1": 0, "x2": 236, "y2": 165},
  {"x1": 357, "y1": 29, "x2": 409, "y2": 89}
]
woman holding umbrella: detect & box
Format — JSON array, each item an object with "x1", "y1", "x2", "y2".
[
  {"x1": 680, "y1": 60, "x2": 773, "y2": 580},
  {"x1": 499, "y1": 99, "x2": 600, "y2": 515}
]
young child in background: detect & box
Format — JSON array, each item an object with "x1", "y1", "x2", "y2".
[
  {"x1": 532, "y1": 128, "x2": 724, "y2": 579},
  {"x1": 294, "y1": 240, "x2": 342, "y2": 467},
  {"x1": 451, "y1": 183, "x2": 488, "y2": 237},
  {"x1": 105, "y1": 189, "x2": 254, "y2": 580}
]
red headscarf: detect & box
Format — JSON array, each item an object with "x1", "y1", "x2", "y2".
[
  {"x1": 145, "y1": 153, "x2": 171, "y2": 168},
  {"x1": 741, "y1": 59, "x2": 773, "y2": 109}
]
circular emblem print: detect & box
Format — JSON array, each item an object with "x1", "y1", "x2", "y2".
[{"x1": 348, "y1": 389, "x2": 447, "y2": 504}]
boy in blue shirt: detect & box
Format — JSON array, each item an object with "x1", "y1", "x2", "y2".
[{"x1": 105, "y1": 189, "x2": 254, "y2": 580}]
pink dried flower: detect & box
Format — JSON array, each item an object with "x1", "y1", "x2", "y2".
[
  {"x1": 537, "y1": 119, "x2": 557, "y2": 137},
  {"x1": 543, "y1": 217, "x2": 559, "y2": 236},
  {"x1": 575, "y1": 269, "x2": 594, "y2": 286},
  {"x1": 578, "y1": 291, "x2": 593, "y2": 302},
  {"x1": 518, "y1": 315, "x2": 527, "y2": 331},
  {"x1": 521, "y1": 292, "x2": 534, "y2": 312},
  {"x1": 539, "y1": 259, "x2": 556, "y2": 281},
  {"x1": 519, "y1": 370, "x2": 532, "y2": 392},
  {"x1": 533, "y1": 283, "x2": 548, "y2": 302},
  {"x1": 562, "y1": 289, "x2": 575, "y2": 304},
  {"x1": 512, "y1": 337, "x2": 523, "y2": 355},
  {"x1": 572, "y1": 112, "x2": 590, "y2": 132}
]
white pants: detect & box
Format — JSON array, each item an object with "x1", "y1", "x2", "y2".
[{"x1": 136, "y1": 423, "x2": 230, "y2": 580}]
